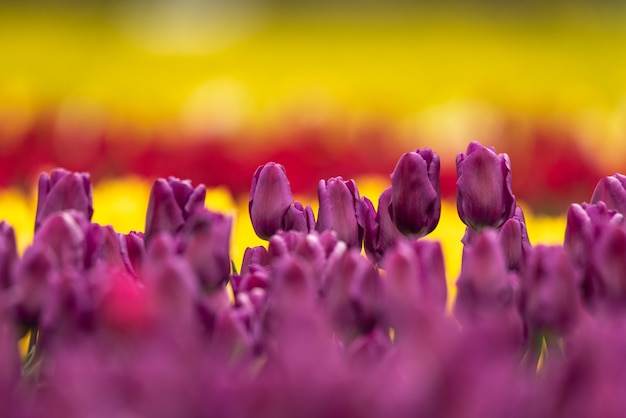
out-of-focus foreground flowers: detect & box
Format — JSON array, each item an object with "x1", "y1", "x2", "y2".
[{"x1": 2, "y1": 142, "x2": 624, "y2": 417}]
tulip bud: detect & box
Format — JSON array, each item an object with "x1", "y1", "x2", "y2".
[
  {"x1": 316, "y1": 177, "x2": 364, "y2": 249},
  {"x1": 390, "y1": 148, "x2": 441, "y2": 237},
  {"x1": 498, "y1": 206, "x2": 532, "y2": 274},
  {"x1": 456, "y1": 142, "x2": 516, "y2": 230},
  {"x1": 181, "y1": 208, "x2": 232, "y2": 291},
  {"x1": 35, "y1": 168, "x2": 93, "y2": 232},
  {"x1": 454, "y1": 231, "x2": 518, "y2": 324},
  {"x1": 283, "y1": 201, "x2": 316, "y2": 234},
  {"x1": 323, "y1": 249, "x2": 382, "y2": 341},
  {"x1": 591, "y1": 222, "x2": 626, "y2": 311},
  {"x1": 591, "y1": 173, "x2": 626, "y2": 214},
  {"x1": 249, "y1": 162, "x2": 294, "y2": 240},
  {"x1": 519, "y1": 245, "x2": 581, "y2": 335},
  {"x1": 0, "y1": 222, "x2": 17, "y2": 290},
  {"x1": 240, "y1": 245, "x2": 269, "y2": 276},
  {"x1": 119, "y1": 231, "x2": 145, "y2": 278},
  {"x1": 144, "y1": 177, "x2": 206, "y2": 246},
  {"x1": 362, "y1": 188, "x2": 403, "y2": 264},
  {"x1": 35, "y1": 211, "x2": 86, "y2": 272}
]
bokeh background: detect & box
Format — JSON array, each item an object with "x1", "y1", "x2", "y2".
[{"x1": 1, "y1": 0, "x2": 626, "y2": 214}]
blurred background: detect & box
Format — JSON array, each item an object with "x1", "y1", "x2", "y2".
[{"x1": 1, "y1": 0, "x2": 626, "y2": 213}]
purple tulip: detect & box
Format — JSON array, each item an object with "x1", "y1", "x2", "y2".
[
  {"x1": 323, "y1": 248, "x2": 382, "y2": 342},
  {"x1": 316, "y1": 177, "x2": 364, "y2": 249},
  {"x1": 35, "y1": 211, "x2": 86, "y2": 272},
  {"x1": 249, "y1": 162, "x2": 294, "y2": 240},
  {"x1": 591, "y1": 222, "x2": 626, "y2": 311},
  {"x1": 35, "y1": 168, "x2": 93, "y2": 232},
  {"x1": 454, "y1": 231, "x2": 518, "y2": 324},
  {"x1": 181, "y1": 208, "x2": 232, "y2": 291},
  {"x1": 390, "y1": 148, "x2": 441, "y2": 237},
  {"x1": 456, "y1": 141, "x2": 516, "y2": 230},
  {"x1": 119, "y1": 231, "x2": 145, "y2": 278},
  {"x1": 564, "y1": 202, "x2": 623, "y2": 304},
  {"x1": 0, "y1": 222, "x2": 17, "y2": 290},
  {"x1": 498, "y1": 206, "x2": 532, "y2": 274},
  {"x1": 591, "y1": 173, "x2": 626, "y2": 214},
  {"x1": 240, "y1": 245, "x2": 269, "y2": 276},
  {"x1": 144, "y1": 177, "x2": 206, "y2": 246},
  {"x1": 362, "y1": 188, "x2": 403, "y2": 264},
  {"x1": 519, "y1": 245, "x2": 581, "y2": 335},
  {"x1": 283, "y1": 201, "x2": 315, "y2": 234}
]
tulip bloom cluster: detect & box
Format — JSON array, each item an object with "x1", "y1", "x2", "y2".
[{"x1": 1, "y1": 145, "x2": 626, "y2": 417}]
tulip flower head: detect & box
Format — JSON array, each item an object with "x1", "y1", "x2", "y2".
[
  {"x1": 591, "y1": 173, "x2": 626, "y2": 215},
  {"x1": 456, "y1": 142, "x2": 516, "y2": 230},
  {"x1": 316, "y1": 177, "x2": 364, "y2": 249},
  {"x1": 249, "y1": 163, "x2": 294, "y2": 240},
  {"x1": 389, "y1": 148, "x2": 441, "y2": 237},
  {"x1": 35, "y1": 169, "x2": 93, "y2": 232}
]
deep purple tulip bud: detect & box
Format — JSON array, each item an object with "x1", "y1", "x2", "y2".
[
  {"x1": 591, "y1": 223, "x2": 626, "y2": 311},
  {"x1": 35, "y1": 168, "x2": 93, "y2": 232},
  {"x1": 316, "y1": 177, "x2": 364, "y2": 248},
  {"x1": 520, "y1": 245, "x2": 581, "y2": 335},
  {"x1": 249, "y1": 162, "x2": 294, "y2": 240},
  {"x1": 119, "y1": 231, "x2": 145, "y2": 278},
  {"x1": 498, "y1": 206, "x2": 532, "y2": 274},
  {"x1": 181, "y1": 208, "x2": 232, "y2": 291},
  {"x1": 591, "y1": 173, "x2": 626, "y2": 214},
  {"x1": 283, "y1": 201, "x2": 315, "y2": 233},
  {"x1": 323, "y1": 248, "x2": 382, "y2": 341},
  {"x1": 362, "y1": 188, "x2": 403, "y2": 264},
  {"x1": 84, "y1": 223, "x2": 126, "y2": 271},
  {"x1": 454, "y1": 231, "x2": 518, "y2": 324},
  {"x1": 35, "y1": 211, "x2": 86, "y2": 272},
  {"x1": 144, "y1": 177, "x2": 206, "y2": 246},
  {"x1": 383, "y1": 239, "x2": 447, "y2": 322},
  {"x1": 390, "y1": 148, "x2": 441, "y2": 237},
  {"x1": 456, "y1": 141, "x2": 516, "y2": 230},
  {"x1": 240, "y1": 245, "x2": 269, "y2": 276},
  {"x1": 564, "y1": 202, "x2": 623, "y2": 303},
  {"x1": 12, "y1": 244, "x2": 57, "y2": 328},
  {"x1": 0, "y1": 222, "x2": 17, "y2": 290}
]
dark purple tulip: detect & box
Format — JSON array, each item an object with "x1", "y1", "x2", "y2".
[
  {"x1": 283, "y1": 201, "x2": 315, "y2": 233},
  {"x1": 456, "y1": 141, "x2": 516, "y2": 230},
  {"x1": 564, "y1": 202, "x2": 623, "y2": 303},
  {"x1": 454, "y1": 231, "x2": 518, "y2": 324},
  {"x1": 35, "y1": 211, "x2": 86, "y2": 272},
  {"x1": 240, "y1": 245, "x2": 269, "y2": 276},
  {"x1": 323, "y1": 248, "x2": 382, "y2": 342},
  {"x1": 181, "y1": 208, "x2": 232, "y2": 291},
  {"x1": 249, "y1": 162, "x2": 294, "y2": 240},
  {"x1": 0, "y1": 222, "x2": 17, "y2": 290},
  {"x1": 591, "y1": 222, "x2": 626, "y2": 311},
  {"x1": 316, "y1": 177, "x2": 364, "y2": 248},
  {"x1": 383, "y1": 239, "x2": 447, "y2": 321},
  {"x1": 591, "y1": 173, "x2": 626, "y2": 214},
  {"x1": 144, "y1": 177, "x2": 206, "y2": 246},
  {"x1": 119, "y1": 231, "x2": 145, "y2": 278},
  {"x1": 12, "y1": 244, "x2": 57, "y2": 328},
  {"x1": 520, "y1": 245, "x2": 581, "y2": 335},
  {"x1": 35, "y1": 168, "x2": 93, "y2": 232},
  {"x1": 498, "y1": 206, "x2": 532, "y2": 274},
  {"x1": 390, "y1": 148, "x2": 441, "y2": 237},
  {"x1": 362, "y1": 188, "x2": 403, "y2": 264}
]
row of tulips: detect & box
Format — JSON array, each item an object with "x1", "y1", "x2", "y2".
[{"x1": 0, "y1": 141, "x2": 624, "y2": 416}]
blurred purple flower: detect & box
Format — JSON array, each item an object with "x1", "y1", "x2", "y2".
[
  {"x1": 144, "y1": 177, "x2": 206, "y2": 246},
  {"x1": 498, "y1": 206, "x2": 532, "y2": 274},
  {"x1": 591, "y1": 173, "x2": 626, "y2": 214},
  {"x1": 0, "y1": 222, "x2": 17, "y2": 290},
  {"x1": 35, "y1": 168, "x2": 93, "y2": 232}
]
